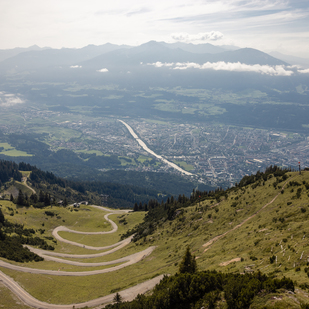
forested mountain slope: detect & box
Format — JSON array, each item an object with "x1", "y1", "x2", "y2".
[{"x1": 0, "y1": 159, "x2": 163, "y2": 208}]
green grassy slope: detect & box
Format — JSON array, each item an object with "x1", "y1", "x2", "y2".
[
  {"x1": 137, "y1": 171, "x2": 309, "y2": 279},
  {"x1": 1, "y1": 170, "x2": 309, "y2": 307}
]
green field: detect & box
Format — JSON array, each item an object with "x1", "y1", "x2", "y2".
[
  {"x1": 173, "y1": 160, "x2": 194, "y2": 171},
  {"x1": 0, "y1": 143, "x2": 33, "y2": 157},
  {"x1": 76, "y1": 149, "x2": 106, "y2": 156},
  {"x1": 137, "y1": 155, "x2": 152, "y2": 163}
]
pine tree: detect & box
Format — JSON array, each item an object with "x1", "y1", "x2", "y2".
[
  {"x1": 179, "y1": 246, "x2": 197, "y2": 274},
  {"x1": 17, "y1": 190, "x2": 25, "y2": 205},
  {"x1": 133, "y1": 202, "x2": 138, "y2": 211},
  {"x1": 0, "y1": 208, "x2": 4, "y2": 224},
  {"x1": 113, "y1": 292, "x2": 122, "y2": 303}
]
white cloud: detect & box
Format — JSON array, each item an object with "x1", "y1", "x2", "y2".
[
  {"x1": 298, "y1": 68, "x2": 309, "y2": 74},
  {"x1": 149, "y1": 62, "x2": 174, "y2": 67},
  {"x1": 147, "y1": 61, "x2": 295, "y2": 76},
  {"x1": 0, "y1": 92, "x2": 25, "y2": 106},
  {"x1": 171, "y1": 31, "x2": 224, "y2": 43},
  {"x1": 96, "y1": 68, "x2": 109, "y2": 73},
  {"x1": 70, "y1": 65, "x2": 82, "y2": 68}
]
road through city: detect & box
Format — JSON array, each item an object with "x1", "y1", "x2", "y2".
[{"x1": 118, "y1": 119, "x2": 193, "y2": 176}]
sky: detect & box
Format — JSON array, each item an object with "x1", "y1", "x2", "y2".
[{"x1": 0, "y1": 0, "x2": 308, "y2": 58}]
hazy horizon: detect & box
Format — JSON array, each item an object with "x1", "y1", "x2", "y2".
[{"x1": 0, "y1": 0, "x2": 308, "y2": 59}]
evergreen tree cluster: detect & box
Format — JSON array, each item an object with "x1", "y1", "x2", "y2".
[
  {"x1": 105, "y1": 270, "x2": 294, "y2": 309},
  {"x1": 0, "y1": 160, "x2": 22, "y2": 186},
  {"x1": 15, "y1": 189, "x2": 53, "y2": 208},
  {"x1": 236, "y1": 165, "x2": 289, "y2": 188}
]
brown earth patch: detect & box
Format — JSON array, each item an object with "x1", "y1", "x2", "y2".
[{"x1": 219, "y1": 257, "x2": 241, "y2": 266}]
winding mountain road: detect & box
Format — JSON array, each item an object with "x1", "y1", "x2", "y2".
[
  {"x1": 0, "y1": 246, "x2": 155, "y2": 274},
  {"x1": 52, "y1": 213, "x2": 120, "y2": 250},
  {"x1": 0, "y1": 205, "x2": 159, "y2": 308}
]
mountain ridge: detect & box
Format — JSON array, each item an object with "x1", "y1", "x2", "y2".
[{"x1": 0, "y1": 41, "x2": 287, "y2": 74}]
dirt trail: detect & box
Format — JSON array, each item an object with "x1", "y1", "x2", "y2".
[
  {"x1": 21, "y1": 176, "x2": 36, "y2": 194},
  {"x1": 219, "y1": 258, "x2": 241, "y2": 266}
]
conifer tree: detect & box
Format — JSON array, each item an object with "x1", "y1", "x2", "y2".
[
  {"x1": 113, "y1": 292, "x2": 122, "y2": 304},
  {"x1": 17, "y1": 189, "x2": 25, "y2": 205},
  {"x1": 179, "y1": 246, "x2": 197, "y2": 274},
  {"x1": 0, "y1": 208, "x2": 4, "y2": 225},
  {"x1": 133, "y1": 202, "x2": 138, "y2": 211}
]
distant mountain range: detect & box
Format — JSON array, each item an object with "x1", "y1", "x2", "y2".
[
  {"x1": 0, "y1": 41, "x2": 289, "y2": 74},
  {"x1": 0, "y1": 40, "x2": 308, "y2": 134},
  {"x1": 0, "y1": 41, "x2": 231, "y2": 63},
  {"x1": 269, "y1": 51, "x2": 309, "y2": 67}
]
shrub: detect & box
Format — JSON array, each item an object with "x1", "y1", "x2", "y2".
[
  {"x1": 270, "y1": 255, "x2": 276, "y2": 264},
  {"x1": 44, "y1": 211, "x2": 55, "y2": 217},
  {"x1": 250, "y1": 256, "x2": 258, "y2": 261}
]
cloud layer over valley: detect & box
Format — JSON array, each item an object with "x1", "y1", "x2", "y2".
[{"x1": 147, "y1": 61, "x2": 309, "y2": 76}]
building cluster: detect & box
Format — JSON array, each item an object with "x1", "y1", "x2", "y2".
[{"x1": 1, "y1": 107, "x2": 308, "y2": 188}]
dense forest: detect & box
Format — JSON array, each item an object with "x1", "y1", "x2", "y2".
[{"x1": 1, "y1": 159, "x2": 165, "y2": 208}]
